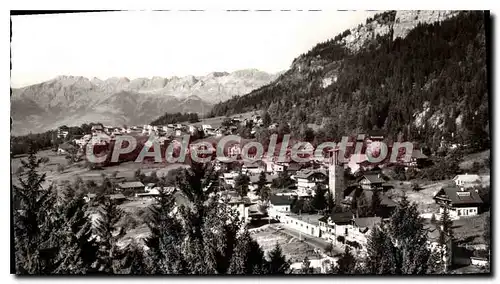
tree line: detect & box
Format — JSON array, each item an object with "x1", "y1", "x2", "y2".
[{"x1": 150, "y1": 112, "x2": 200, "y2": 126}]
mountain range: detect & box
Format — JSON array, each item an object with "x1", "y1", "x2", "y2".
[{"x1": 10, "y1": 69, "x2": 277, "y2": 135}]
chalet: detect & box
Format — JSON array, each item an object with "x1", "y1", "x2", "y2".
[
  {"x1": 57, "y1": 127, "x2": 69, "y2": 139},
  {"x1": 347, "y1": 153, "x2": 369, "y2": 173},
  {"x1": 433, "y1": 185, "x2": 483, "y2": 218},
  {"x1": 222, "y1": 172, "x2": 239, "y2": 187},
  {"x1": 318, "y1": 211, "x2": 354, "y2": 243},
  {"x1": 358, "y1": 173, "x2": 384, "y2": 190},
  {"x1": 281, "y1": 213, "x2": 323, "y2": 238},
  {"x1": 453, "y1": 174, "x2": 481, "y2": 188},
  {"x1": 342, "y1": 187, "x2": 397, "y2": 218},
  {"x1": 265, "y1": 161, "x2": 285, "y2": 174},
  {"x1": 108, "y1": 193, "x2": 127, "y2": 204},
  {"x1": 57, "y1": 142, "x2": 76, "y2": 155},
  {"x1": 116, "y1": 181, "x2": 145, "y2": 193},
  {"x1": 471, "y1": 257, "x2": 489, "y2": 267},
  {"x1": 295, "y1": 169, "x2": 327, "y2": 193},
  {"x1": 348, "y1": 217, "x2": 382, "y2": 250},
  {"x1": 135, "y1": 188, "x2": 160, "y2": 199},
  {"x1": 242, "y1": 161, "x2": 265, "y2": 175},
  {"x1": 286, "y1": 163, "x2": 303, "y2": 175},
  {"x1": 404, "y1": 149, "x2": 429, "y2": 167},
  {"x1": 268, "y1": 195, "x2": 293, "y2": 221},
  {"x1": 227, "y1": 193, "x2": 254, "y2": 223},
  {"x1": 91, "y1": 124, "x2": 104, "y2": 136}
]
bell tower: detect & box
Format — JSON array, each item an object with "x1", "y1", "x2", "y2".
[{"x1": 328, "y1": 149, "x2": 345, "y2": 207}]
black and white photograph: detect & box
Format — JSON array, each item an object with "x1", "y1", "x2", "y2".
[{"x1": 9, "y1": 7, "x2": 492, "y2": 276}]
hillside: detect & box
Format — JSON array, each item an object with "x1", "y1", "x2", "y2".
[
  {"x1": 10, "y1": 69, "x2": 276, "y2": 135},
  {"x1": 209, "y1": 11, "x2": 489, "y2": 153}
]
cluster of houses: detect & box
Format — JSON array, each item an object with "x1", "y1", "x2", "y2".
[
  {"x1": 56, "y1": 120, "x2": 488, "y2": 270},
  {"x1": 215, "y1": 133, "x2": 487, "y2": 269}
]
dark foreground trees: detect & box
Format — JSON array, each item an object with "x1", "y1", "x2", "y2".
[{"x1": 13, "y1": 153, "x2": 276, "y2": 275}]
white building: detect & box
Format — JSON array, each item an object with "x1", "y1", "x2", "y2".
[
  {"x1": 242, "y1": 161, "x2": 265, "y2": 175},
  {"x1": 281, "y1": 213, "x2": 323, "y2": 238},
  {"x1": 222, "y1": 172, "x2": 239, "y2": 187},
  {"x1": 433, "y1": 185, "x2": 483, "y2": 218},
  {"x1": 295, "y1": 169, "x2": 327, "y2": 193},
  {"x1": 268, "y1": 195, "x2": 293, "y2": 221},
  {"x1": 453, "y1": 174, "x2": 481, "y2": 188}
]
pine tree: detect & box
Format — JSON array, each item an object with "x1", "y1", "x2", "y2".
[
  {"x1": 122, "y1": 241, "x2": 148, "y2": 275},
  {"x1": 366, "y1": 226, "x2": 397, "y2": 274},
  {"x1": 259, "y1": 186, "x2": 271, "y2": 201},
  {"x1": 438, "y1": 205, "x2": 453, "y2": 273},
  {"x1": 387, "y1": 195, "x2": 431, "y2": 274},
  {"x1": 13, "y1": 145, "x2": 60, "y2": 274},
  {"x1": 370, "y1": 189, "x2": 381, "y2": 216},
  {"x1": 257, "y1": 171, "x2": 267, "y2": 193},
  {"x1": 234, "y1": 173, "x2": 250, "y2": 198},
  {"x1": 145, "y1": 186, "x2": 185, "y2": 274},
  {"x1": 267, "y1": 243, "x2": 290, "y2": 274},
  {"x1": 53, "y1": 191, "x2": 97, "y2": 274},
  {"x1": 94, "y1": 196, "x2": 126, "y2": 274},
  {"x1": 228, "y1": 230, "x2": 267, "y2": 274},
  {"x1": 333, "y1": 246, "x2": 356, "y2": 274},
  {"x1": 262, "y1": 111, "x2": 272, "y2": 127},
  {"x1": 312, "y1": 185, "x2": 327, "y2": 212}
]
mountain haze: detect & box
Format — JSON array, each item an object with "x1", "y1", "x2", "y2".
[{"x1": 11, "y1": 69, "x2": 276, "y2": 135}]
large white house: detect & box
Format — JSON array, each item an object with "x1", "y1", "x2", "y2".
[
  {"x1": 433, "y1": 185, "x2": 483, "y2": 218},
  {"x1": 268, "y1": 195, "x2": 293, "y2": 221},
  {"x1": 294, "y1": 169, "x2": 327, "y2": 193}
]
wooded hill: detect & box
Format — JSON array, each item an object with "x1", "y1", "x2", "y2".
[{"x1": 209, "y1": 11, "x2": 490, "y2": 153}]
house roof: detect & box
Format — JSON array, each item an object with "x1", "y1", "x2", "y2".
[
  {"x1": 58, "y1": 142, "x2": 76, "y2": 151},
  {"x1": 361, "y1": 190, "x2": 398, "y2": 207},
  {"x1": 411, "y1": 149, "x2": 428, "y2": 159},
  {"x1": 243, "y1": 161, "x2": 262, "y2": 168},
  {"x1": 434, "y1": 186, "x2": 483, "y2": 205},
  {"x1": 353, "y1": 217, "x2": 382, "y2": 228},
  {"x1": 453, "y1": 174, "x2": 481, "y2": 183},
  {"x1": 269, "y1": 195, "x2": 293, "y2": 206},
  {"x1": 367, "y1": 130, "x2": 385, "y2": 139},
  {"x1": 319, "y1": 211, "x2": 354, "y2": 224},
  {"x1": 360, "y1": 174, "x2": 384, "y2": 184},
  {"x1": 249, "y1": 174, "x2": 276, "y2": 184},
  {"x1": 286, "y1": 163, "x2": 302, "y2": 171},
  {"x1": 295, "y1": 169, "x2": 327, "y2": 180},
  {"x1": 108, "y1": 193, "x2": 126, "y2": 200},
  {"x1": 118, "y1": 181, "x2": 145, "y2": 189}
]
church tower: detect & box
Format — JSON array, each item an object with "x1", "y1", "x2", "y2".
[{"x1": 328, "y1": 149, "x2": 345, "y2": 207}]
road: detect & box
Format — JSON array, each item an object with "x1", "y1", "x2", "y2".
[{"x1": 271, "y1": 224, "x2": 343, "y2": 255}]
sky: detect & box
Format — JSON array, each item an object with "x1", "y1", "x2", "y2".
[{"x1": 10, "y1": 10, "x2": 375, "y2": 88}]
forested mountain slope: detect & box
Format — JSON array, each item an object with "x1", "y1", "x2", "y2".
[{"x1": 209, "y1": 11, "x2": 489, "y2": 152}]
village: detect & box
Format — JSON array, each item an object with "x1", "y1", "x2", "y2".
[{"x1": 11, "y1": 111, "x2": 491, "y2": 274}]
